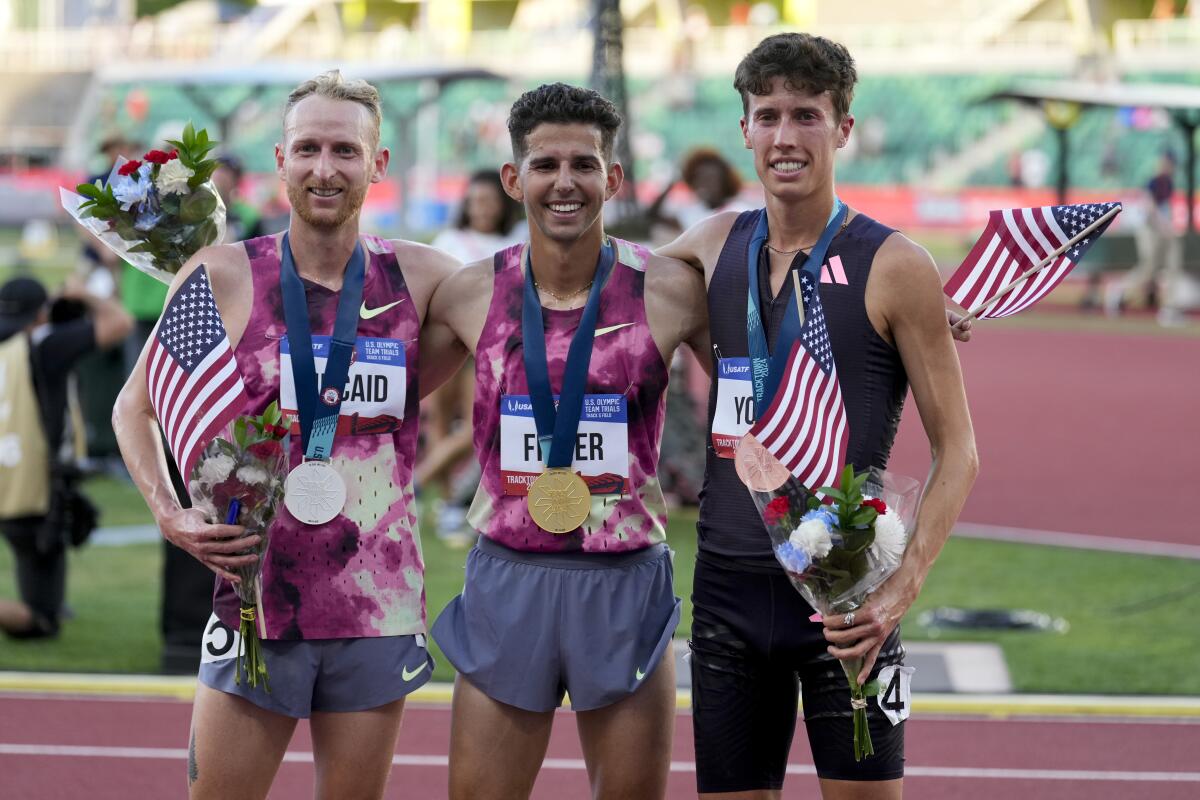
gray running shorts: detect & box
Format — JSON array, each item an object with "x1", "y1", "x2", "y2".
[
  {"x1": 431, "y1": 537, "x2": 681, "y2": 713},
  {"x1": 197, "y1": 612, "x2": 433, "y2": 719}
]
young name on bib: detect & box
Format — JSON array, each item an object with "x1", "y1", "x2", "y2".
[
  {"x1": 500, "y1": 393, "x2": 629, "y2": 496},
  {"x1": 712, "y1": 357, "x2": 756, "y2": 458},
  {"x1": 280, "y1": 335, "x2": 406, "y2": 435}
]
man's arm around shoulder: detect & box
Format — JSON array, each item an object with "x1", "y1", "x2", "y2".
[
  {"x1": 644, "y1": 253, "x2": 711, "y2": 372},
  {"x1": 389, "y1": 239, "x2": 462, "y2": 325},
  {"x1": 418, "y1": 256, "x2": 492, "y2": 399},
  {"x1": 654, "y1": 211, "x2": 741, "y2": 284}
]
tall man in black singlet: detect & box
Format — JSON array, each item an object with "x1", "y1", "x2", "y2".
[{"x1": 659, "y1": 33, "x2": 979, "y2": 798}]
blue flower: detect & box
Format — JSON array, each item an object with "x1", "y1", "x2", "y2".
[
  {"x1": 133, "y1": 190, "x2": 165, "y2": 232},
  {"x1": 110, "y1": 163, "x2": 152, "y2": 211},
  {"x1": 774, "y1": 541, "x2": 811, "y2": 575},
  {"x1": 802, "y1": 506, "x2": 837, "y2": 529}
]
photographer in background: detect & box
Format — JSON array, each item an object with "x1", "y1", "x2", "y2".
[{"x1": 0, "y1": 275, "x2": 132, "y2": 638}]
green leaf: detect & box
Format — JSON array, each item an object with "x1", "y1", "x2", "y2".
[
  {"x1": 233, "y1": 416, "x2": 248, "y2": 449},
  {"x1": 75, "y1": 183, "x2": 102, "y2": 198},
  {"x1": 851, "y1": 508, "x2": 879, "y2": 527},
  {"x1": 820, "y1": 488, "x2": 847, "y2": 503},
  {"x1": 178, "y1": 188, "x2": 218, "y2": 223}
]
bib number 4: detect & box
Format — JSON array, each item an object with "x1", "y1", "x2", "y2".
[{"x1": 875, "y1": 665, "x2": 915, "y2": 726}]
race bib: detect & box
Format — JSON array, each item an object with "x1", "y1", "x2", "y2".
[
  {"x1": 876, "y1": 665, "x2": 915, "y2": 726},
  {"x1": 711, "y1": 357, "x2": 756, "y2": 458},
  {"x1": 200, "y1": 613, "x2": 240, "y2": 664},
  {"x1": 280, "y1": 335, "x2": 407, "y2": 436},
  {"x1": 500, "y1": 393, "x2": 629, "y2": 495}
]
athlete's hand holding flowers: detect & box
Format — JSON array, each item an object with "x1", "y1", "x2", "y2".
[
  {"x1": 755, "y1": 464, "x2": 921, "y2": 761},
  {"x1": 187, "y1": 402, "x2": 289, "y2": 690}
]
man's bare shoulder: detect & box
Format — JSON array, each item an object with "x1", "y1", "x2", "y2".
[
  {"x1": 389, "y1": 238, "x2": 462, "y2": 275},
  {"x1": 644, "y1": 252, "x2": 705, "y2": 297},
  {"x1": 656, "y1": 210, "x2": 743, "y2": 269},
  {"x1": 873, "y1": 232, "x2": 941, "y2": 295},
  {"x1": 685, "y1": 210, "x2": 743, "y2": 242},
  {"x1": 175, "y1": 242, "x2": 251, "y2": 295}
]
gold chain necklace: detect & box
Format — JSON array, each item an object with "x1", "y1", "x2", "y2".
[
  {"x1": 534, "y1": 278, "x2": 594, "y2": 303},
  {"x1": 764, "y1": 220, "x2": 849, "y2": 256}
]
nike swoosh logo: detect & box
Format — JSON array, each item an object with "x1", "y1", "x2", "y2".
[
  {"x1": 401, "y1": 661, "x2": 428, "y2": 682},
  {"x1": 635, "y1": 667, "x2": 647, "y2": 681},
  {"x1": 595, "y1": 322, "x2": 634, "y2": 338},
  {"x1": 360, "y1": 299, "x2": 405, "y2": 319}
]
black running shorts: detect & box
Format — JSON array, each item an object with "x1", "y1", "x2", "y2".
[{"x1": 689, "y1": 551, "x2": 906, "y2": 793}]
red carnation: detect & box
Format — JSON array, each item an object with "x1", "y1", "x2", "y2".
[
  {"x1": 863, "y1": 498, "x2": 888, "y2": 515},
  {"x1": 117, "y1": 159, "x2": 143, "y2": 176},
  {"x1": 167, "y1": 149, "x2": 179, "y2": 160},
  {"x1": 763, "y1": 496, "x2": 791, "y2": 525},
  {"x1": 144, "y1": 149, "x2": 172, "y2": 164},
  {"x1": 247, "y1": 439, "x2": 284, "y2": 462}
]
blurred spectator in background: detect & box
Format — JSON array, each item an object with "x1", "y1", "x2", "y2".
[
  {"x1": 647, "y1": 149, "x2": 749, "y2": 503},
  {"x1": 420, "y1": 169, "x2": 523, "y2": 543},
  {"x1": 0, "y1": 276, "x2": 132, "y2": 639},
  {"x1": 431, "y1": 168, "x2": 524, "y2": 261},
  {"x1": 652, "y1": 148, "x2": 752, "y2": 238},
  {"x1": 74, "y1": 134, "x2": 144, "y2": 473},
  {"x1": 1107, "y1": 150, "x2": 1185, "y2": 325},
  {"x1": 213, "y1": 154, "x2": 264, "y2": 243}
]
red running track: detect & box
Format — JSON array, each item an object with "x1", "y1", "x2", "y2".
[
  {"x1": 888, "y1": 325, "x2": 1198, "y2": 545},
  {"x1": 2, "y1": 695, "x2": 1199, "y2": 799}
]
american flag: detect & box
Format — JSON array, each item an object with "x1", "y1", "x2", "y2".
[
  {"x1": 748, "y1": 273, "x2": 848, "y2": 491},
  {"x1": 145, "y1": 266, "x2": 248, "y2": 481},
  {"x1": 944, "y1": 202, "x2": 1121, "y2": 319}
]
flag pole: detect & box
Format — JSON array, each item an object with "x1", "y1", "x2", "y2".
[
  {"x1": 954, "y1": 205, "x2": 1121, "y2": 327},
  {"x1": 792, "y1": 270, "x2": 805, "y2": 327}
]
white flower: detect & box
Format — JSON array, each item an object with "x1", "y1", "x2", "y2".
[
  {"x1": 236, "y1": 465, "x2": 270, "y2": 486},
  {"x1": 871, "y1": 510, "x2": 908, "y2": 569},
  {"x1": 789, "y1": 518, "x2": 834, "y2": 560},
  {"x1": 197, "y1": 454, "x2": 236, "y2": 486},
  {"x1": 155, "y1": 158, "x2": 195, "y2": 196}
]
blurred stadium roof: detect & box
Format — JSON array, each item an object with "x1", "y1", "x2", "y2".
[
  {"x1": 984, "y1": 79, "x2": 1200, "y2": 230},
  {"x1": 96, "y1": 62, "x2": 501, "y2": 89},
  {"x1": 986, "y1": 79, "x2": 1200, "y2": 113}
]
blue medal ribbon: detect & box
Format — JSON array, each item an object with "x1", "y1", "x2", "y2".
[
  {"x1": 280, "y1": 233, "x2": 366, "y2": 461},
  {"x1": 745, "y1": 200, "x2": 847, "y2": 409},
  {"x1": 521, "y1": 243, "x2": 616, "y2": 470}
]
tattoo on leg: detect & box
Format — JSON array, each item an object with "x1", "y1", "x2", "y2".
[{"x1": 188, "y1": 729, "x2": 198, "y2": 786}]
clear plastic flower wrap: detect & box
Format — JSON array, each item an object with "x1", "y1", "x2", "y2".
[
  {"x1": 748, "y1": 464, "x2": 922, "y2": 761},
  {"x1": 187, "y1": 402, "x2": 289, "y2": 690},
  {"x1": 60, "y1": 123, "x2": 226, "y2": 284}
]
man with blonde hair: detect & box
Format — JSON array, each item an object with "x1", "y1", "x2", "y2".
[{"x1": 114, "y1": 70, "x2": 459, "y2": 799}]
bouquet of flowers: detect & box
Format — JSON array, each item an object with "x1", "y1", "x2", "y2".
[
  {"x1": 60, "y1": 122, "x2": 226, "y2": 284},
  {"x1": 756, "y1": 464, "x2": 921, "y2": 761},
  {"x1": 188, "y1": 402, "x2": 289, "y2": 690}
]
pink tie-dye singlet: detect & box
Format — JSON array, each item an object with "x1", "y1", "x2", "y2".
[
  {"x1": 469, "y1": 238, "x2": 670, "y2": 553},
  {"x1": 211, "y1": 234, "x2": 425, "y2": 640}
]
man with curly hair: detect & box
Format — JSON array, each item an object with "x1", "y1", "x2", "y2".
[{"x1": 660, "y1": 33, "x2": 978, "y2": 798}]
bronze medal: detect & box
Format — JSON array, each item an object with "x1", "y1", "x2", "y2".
[
  {"x1": 527, "y1": 467, "x2": 591, "y2": 534},
  {"x1": 734, "y1": 433, "x2": 791, "y2": 492}
]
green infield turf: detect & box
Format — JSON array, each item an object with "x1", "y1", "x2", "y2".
[{"x1": 2, "y1": 485, "x2": 1198, "y2": 695}]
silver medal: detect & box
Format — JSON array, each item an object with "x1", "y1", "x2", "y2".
[{"x1": 284, "y1": 461, "x2": 347, "y2": 525}]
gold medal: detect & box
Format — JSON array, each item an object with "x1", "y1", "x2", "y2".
[
  {"x1": 527, "y1": 467, "x2": 591, "y2": 534},
  {"x1": 734, "y1": 433, "x2": 791, "y2": 492}
]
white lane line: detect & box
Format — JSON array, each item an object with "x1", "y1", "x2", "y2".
[
  {"x1": 954, "y1": 521, "x2": 1200, "y2": 560},
  {"x1": 2, "y1": 744, "x2": 1199, "y2": 782}
]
